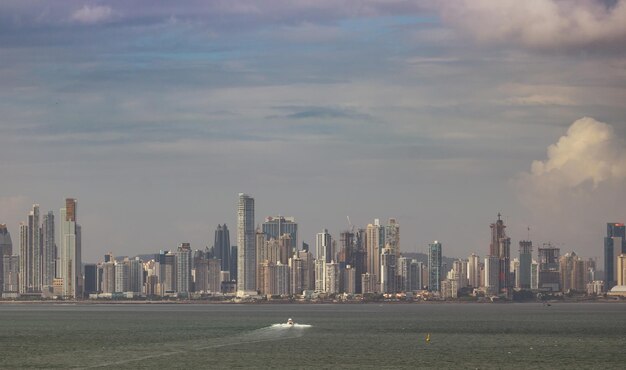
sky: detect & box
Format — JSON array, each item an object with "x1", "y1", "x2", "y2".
[{"x1": 1, "y1": 0, "x2": 625, "y2": 265}]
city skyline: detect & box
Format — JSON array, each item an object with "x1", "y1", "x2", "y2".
[{"x1": 1, "y1": 1, "x2": 625, "y2": 262}]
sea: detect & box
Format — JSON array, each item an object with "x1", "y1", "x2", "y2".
[{"x1": 1, "y1": 302, "x2": 625, "y2": 369}]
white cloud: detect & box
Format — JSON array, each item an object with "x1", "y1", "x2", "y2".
[
  {"x1": 439, "y1": 0, "x2": 626, "y2": 51},
  {"x1": 528, "y1": 117, "x2": 626, "y2": 188},
  {"x1": 515, "y1": 117, "x2": 626, "y2": 256},
  {"x1": 70, "y1": 5, "x2": 113, "y2": 25}
]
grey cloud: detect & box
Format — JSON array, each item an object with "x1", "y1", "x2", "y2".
[{"x1": 272, "y1": 106, "x2": 373, "y2": 120}]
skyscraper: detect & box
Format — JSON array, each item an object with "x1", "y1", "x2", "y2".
[
  {"x1": 428, "y1": 241, "x2": 442, "y2": 292},
  {"x1": 0, "y1": 224, "x2": 13, "y2": 294},
  {"x1": 176, "y1": 243, "x2": 192, "y2": 295},
  {"x1": 59, "y1": 198, "x2": 82, "y2": 299},
  {"x1": 316, "y1": 229, "x2": 332, "y2": 263},
  {"x1": 26, "y1": 204, "x2": 41, "y2": 293},
  {"x1": 366, "y1": 220, "x2": 384, "y2": 282},
  {"x1": 518, "y1": 241, "x2": 533, "y2": 290},
  {"x1": 18, "y1": 222, "x2": 28, "y2": 294},
  {"x1": 315, "y1": 229, "x2": 332, "y2": 292},
  {"x1": 489, "y1": 214, "x2": 511, "y2": 295},
  {"x1": 385, "y1": 218, "x2": 400, "y2": 258},
  {"x1": 42, "y1": 211, "x2": 56, "y2": 288},
  {"x1": 467, "y1": 253, "x2": 480, "y2": 288},
  {"x1": 538, "y1": 243, "x2": 560, "y2": 291},
  {"x1": 237, "y1": 193, "x2": 255, "y2": 294},
  {"x1": 604, "y1": 223, "x2": 625, "y2": 290},
  {"x1": 0, "y1": 224, "x2": 11, "y2": 256},
  {"x1": 213, "y1": 224, "x2": 231, "y2": 273},
  {"x1": 380, "y1": 247, "x2": 397, "y2": 294},
  {"x1": 262, "y1": 216, "x2": 298, "y2": 253}
]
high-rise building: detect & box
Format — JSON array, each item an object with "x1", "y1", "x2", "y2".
[
  {"x1": 604, "y1": 223, "x2": 625, "y2": 290},
  {"x1": 0, "y1": 224, "x2": 11, "y2": 256},
  {"x1": 115, "y1": 261, "x2": 129, "y2": 293},
  {"x1": 237, "y1": 193, "x2": 255, "y2": 294},
  {"x1": 560, "y1": 252, "x2": 585, "y2": 292},
  {"x1": 298, "y1": 249, "x2": 315, "y2": 291},
  {"x1": 380, "y1": 247, "x2": 397, "y2": 294},
  {"x1": 315, "y1": 229, "x2": 332, "y2": 292},
  {"x1": 42, "y1": 211, "x2": 56, "y2": 288},
  {"x1": 263, "y1": 216, "x2": 298, "y2": 253},
  {"x1": 428, "y1": 241, "x2": 442, "y2": 292},
  {"x1": 59, "y1": 198, "x2": 82, "y2": 299},
  {"x1": 342, "y1": 265, "x2": 356, "y2": 294},
  {"x1": 18, "y1": 222, "x2": 28, "y2": 294},
  {"x1": 176, "y1": 243, "x2": 192, "y2": 295},
  {"x1": 518, "y1": 241, "x2": 533, "y2": 289},
  {"x1": 467, "y1": 253, "x2": 480, "y2": 288},
  {"x1": 617, "y1": 254, "x2": 626, "y2": 287},
  {"x1": 84, "y1": 264, "x2": 98, "y2": 295},
  {"x1": 100, "y1": 261, "x2": 116, "y2": 294},
  {"x1": 213, "y1": 224, "x2": 231, "y2": 273},
  {"x1": 366, "y1": 220, "x2": 384, "y2": 281},
  {"x1": 538, "y1": 243, "x2": 560, "y2": 292},
  {"x1": 484, "y1": 256, "x2": 500, "y2": 295},
  {"x1": 0, "y1": 224, "x2": 12, "y2": 293},
  {"x1": 325, "y1": 262, "x2": 340, "y2": 294},
  {"x1": 316, "y1": 229, "x2": 332, "y2": 263},
  {"x1": 28, "y1": 204, "x2": 42, "y2": 293},
  {"x1": 2, "y1": 255, "x2": 19, "y2": 293},
  {"x1": 385, "y1": 218, "x2": 400, "y2": 258},
  {"x1": 128, "y1": 257, "x2": 144, "y2": 294},
  {"x1": 489, "y1": 214, "x2": 511, "y2": 295}
]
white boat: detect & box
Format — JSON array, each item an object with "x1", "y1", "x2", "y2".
[{"x1": 287, "y1": 318, "x2": 294, "y2": 326}]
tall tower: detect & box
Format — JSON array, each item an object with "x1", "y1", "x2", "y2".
[
  {"x1": 604, "y1": 223, "x2": 625, "y2": 290},
  {"x1": 42, "y1": 211, "x2": 56, "y2": 287},
  {"x1": 18, "y1": 222, "x2": 28, "y2": 293},
  {"x1": 0, "y1": 224, "x2": 11, "y2": 256},
  {"x1": 213, "y1": 224, "x2": 231, "y2": 273},
  {"x1": 428, "y1": 241, "x2": 442, "y2": 292},
  {"x1": 489, "y1": 213, "x2": 511, "y2": 295},
  {"x1": 518, "y1": 241, "x2": 533, "y2": 289},
  {"x1": 366, "y1": 220, "x2": 384, "y2": 281},
  {"x1": 237, "y1": 193, "x2": 255, "y2": 294},
  {"x1": 315, "y1": 229, "x2": 332, "y2": 293},
  {"x1": 60, "y1": 198, "x2": 82, "y2": 299},
  {"x1": 380, "y1": 247, "x2": 397, "y2": 294},
  {"x1": 28, "y1": 204, "x2": 41, "y2": 292}
]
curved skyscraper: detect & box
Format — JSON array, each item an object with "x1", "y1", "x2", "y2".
[{"x1": 237, "y1": 193, "x2": 255, "y2": 294}]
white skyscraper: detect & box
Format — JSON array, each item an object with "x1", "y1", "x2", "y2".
[
  {"x1": 60, "y1": 198, "x2": 82, "y2": 299},
  {"x1": 237, "y1": 193, "x2": 256, "y2": 294}
]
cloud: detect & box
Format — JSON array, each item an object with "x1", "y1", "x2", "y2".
[
  {"x1": 439, "y1": 0, "x2": 626, "y2": 52},
  {"x1": 515, "y1": 117, "x2": 626, "y2": 257},
  {"x1": 526, "y1": 117, "x2": 626, "y2": 188},
  {"x1": 70, "y1": 5, "x2": 113, "y2": 24}
]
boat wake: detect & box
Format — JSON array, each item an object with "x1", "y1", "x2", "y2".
[{"x1": 84, "y1": 323, "x2": 312, "y2": 369}]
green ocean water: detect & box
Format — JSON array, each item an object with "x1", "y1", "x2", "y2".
[{"x1": 0, "y1": 302, "x2": 625, "y2": 369}]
